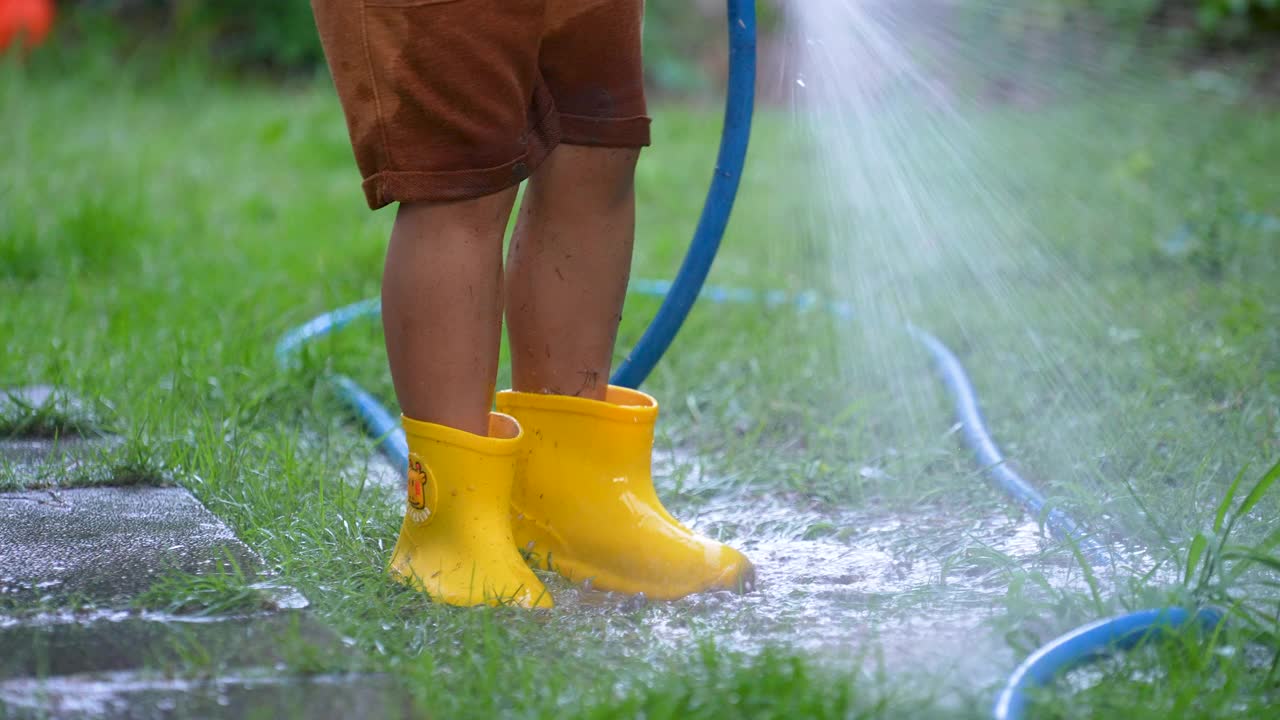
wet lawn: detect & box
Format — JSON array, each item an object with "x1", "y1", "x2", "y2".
[{"x1": 3, "y1": 49, "x2": 1279, "y2": 718}]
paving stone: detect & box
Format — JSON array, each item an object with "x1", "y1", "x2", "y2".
[
  {"x1": 0, "y1": 437, "x2": 128, "y2": 487},
  {"x1": 0, "y1": 488, "x2": 260, "y2": 606},
  {"x1": 0, "y1": 437, "x2": 118, "y2": 468},
  {"x1": 0, "y1": 611, "x2": 413, "y2": 719},
  {"x1": 2, "y1": 385, "x2": 122, "y2": 489},
  {"x1": 0, "y1": 611, "x2": 336, "y2": 680},
  {"x1": 0, "y1": 391, "x2": 413, "y2": 718},
  {"x1": 0, "y1": 386, "x2": 91, "y2": 421},
  {"x1": 0, "y1": 672, "x2": 413, "y2": 720}
]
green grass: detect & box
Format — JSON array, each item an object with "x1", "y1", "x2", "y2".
[
  {"x1": 0, "y1": 387, "x2": 104, "y2": 438},
  {"x1": 2, "y1": 43, "x2": 1279, "y2": 719},
  {"x1": 134, "y1": 562, "x2": 274, "y2": 618}
]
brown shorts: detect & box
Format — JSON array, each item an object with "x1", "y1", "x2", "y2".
[{"x1": 311, "y1": 0, "x2": 651, "y2": 209}]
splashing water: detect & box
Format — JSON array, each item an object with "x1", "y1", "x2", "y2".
[
  {"x1": 786, "y1": 0, "x2": 1094, "y2": 477},
  {"x1": 753, "y1": 0, "x2": 1264, "y2": 683},
  {"x1": 778, "y1": 0, "x2": 1242, "y2": 544}
]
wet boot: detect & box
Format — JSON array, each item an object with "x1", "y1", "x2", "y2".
[
  {"x1": 496, "y1": 386, "x2": 755, "y2": 600},
  {"x1": 388, "y1": 412, "x2": 553, "y2": 609}
]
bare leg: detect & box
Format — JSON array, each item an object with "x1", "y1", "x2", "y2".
[
  {"x1": 505, "y1": 145, "x2": 640, "y2": 399},
  {"x1": 382, "y1": 190, "x2": 518, "y2": 436}
]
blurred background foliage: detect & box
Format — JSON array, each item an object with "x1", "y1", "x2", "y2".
[
  {"x1": 981, "y1": 0, "x2": 1280, "y2": 43},
  {"x1": 28, "y1": 1, "x2": 1280, "y2": 92}
]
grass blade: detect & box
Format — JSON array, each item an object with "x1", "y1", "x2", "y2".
[
  {"x1": 1185, "y1": 533, "x2": 1208, "y2": 586},
  {"x1": 1068, "y1": 539, "x2": 1105, "y2": 612},
  {"x1": 1214, "y1": 464, "x2": 1249, "y2": 533},
  {"x1": 1222, "y1": 549, "x2": 1280, "y2": 574},
  {"x1": 1235, "y1": 459, "x2": 1280, "y2": 521}
]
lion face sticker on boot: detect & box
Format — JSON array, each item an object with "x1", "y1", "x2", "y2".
[{"x1": 405, "y1": 454, "x2": 436, "y2": 524}]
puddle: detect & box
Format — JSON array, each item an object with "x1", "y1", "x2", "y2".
[
  {"x1": 347, "y1": 452, "x2": 401, "y2": 494},
  {"x1": 540, "y1": 449, "x2": 1145, "y2": 690},
  {"x1": 346, "y1": 442, "x2": 1154, "y2": 691},
  {"x1": 314, "y1": 431, "x2": 402, "y2": 496},
  {"x1": 544, "y1": 497, "x2": 1063, "y2": 687}
]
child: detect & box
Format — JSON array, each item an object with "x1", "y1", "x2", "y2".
[{"x1": 310, "y1": 0, "x2": 754, "y2": 608}]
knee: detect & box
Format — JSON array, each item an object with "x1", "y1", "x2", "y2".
[
  {"x1": 538, "y1": 145, "x2": 640, "y2": 209},
  {"x1": 594, "y1": 148, "x2": 640, "y2": 208}
]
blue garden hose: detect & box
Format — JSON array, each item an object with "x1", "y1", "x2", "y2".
[
  {"x1": 992, "y1": 607, "x2": 1224, "y2": 720},
  {"x1": 275, "y1": 1, "x2": 1240, "y2": 716},
  {"x1": 907, "y1": 326, "x2": 1109, "y2": 563},
  {"x1": 609, "y1": 0, "x2": 756, "y2": 389}
]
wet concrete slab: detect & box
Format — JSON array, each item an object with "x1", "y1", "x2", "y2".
[
  {"x1": 0, "y1": 482, "x2": 412, "y2": 718},
  {"x1": 0, "y1": 395, "x2": 413, "y2": 718},
  {"x1": 0, "y1": 608, "x2": 414, "y2": 719},
  {"x1": 0, "y1": 437, "x2": 120, "y2": 468},
  {"x1": 2, "y1": 385, "x2": 122, "y2": 488},
  {"x1": 0, "y1": 437, "x2": 128, "y2": 488},
  {"x1": 0, "y1": 385, "x2": 92, "y2": 421},
  {"x1": 0, "y1": 610, "x2": 335, "y2": 680},
  {"x1": 0, "y1": 672, "x2": 412, "y2": 720},
  {"x1": 0, "y1": 488, "x2": 260, "y2": 606}
]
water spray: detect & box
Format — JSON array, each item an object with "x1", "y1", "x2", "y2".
[{"x1": 276, "y1": 2, "x2": 1224, "y2": 716}]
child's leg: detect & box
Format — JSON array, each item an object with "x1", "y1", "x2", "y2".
[
  {"x1": 383, "y1": 190, "x2": 518, "y2": 436},
  {"x1": 500, "y1": 143, "x2": 754, "y2": 599},
  {"x1": 505, "y1": 145, "x2": 640, "y2": 399},
  {"x1": 311, "y1": 0, "x2": 561, "y2": 607},
  {"x1": 381, "y1": 189, "x2": 555, "y2": 610}
]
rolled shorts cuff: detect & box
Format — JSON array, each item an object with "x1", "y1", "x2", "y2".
[
  {"x1": 558, "y1": 113, "x2": 652, "y2": 148},
  {"x1": 359, "y1": 113, "x2": 649, "y2": 209},
  {"x1": 361, "y1": 109, "x2": 560, "y2": 209},
  {"x1": 361, "y1": 156, "x2": 539, "y2": 209}
]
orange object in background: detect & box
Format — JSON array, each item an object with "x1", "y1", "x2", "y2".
[{"x1": 0, "y1": 0, "x2": 54, "y2": 52}]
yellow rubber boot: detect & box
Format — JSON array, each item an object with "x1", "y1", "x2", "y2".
[
  {"x1": 496, "y1": 386, "x2": 755, "y2": 600},
  {"x1": 387, "y1": 412, "x2": 553, "y2": 609}
]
